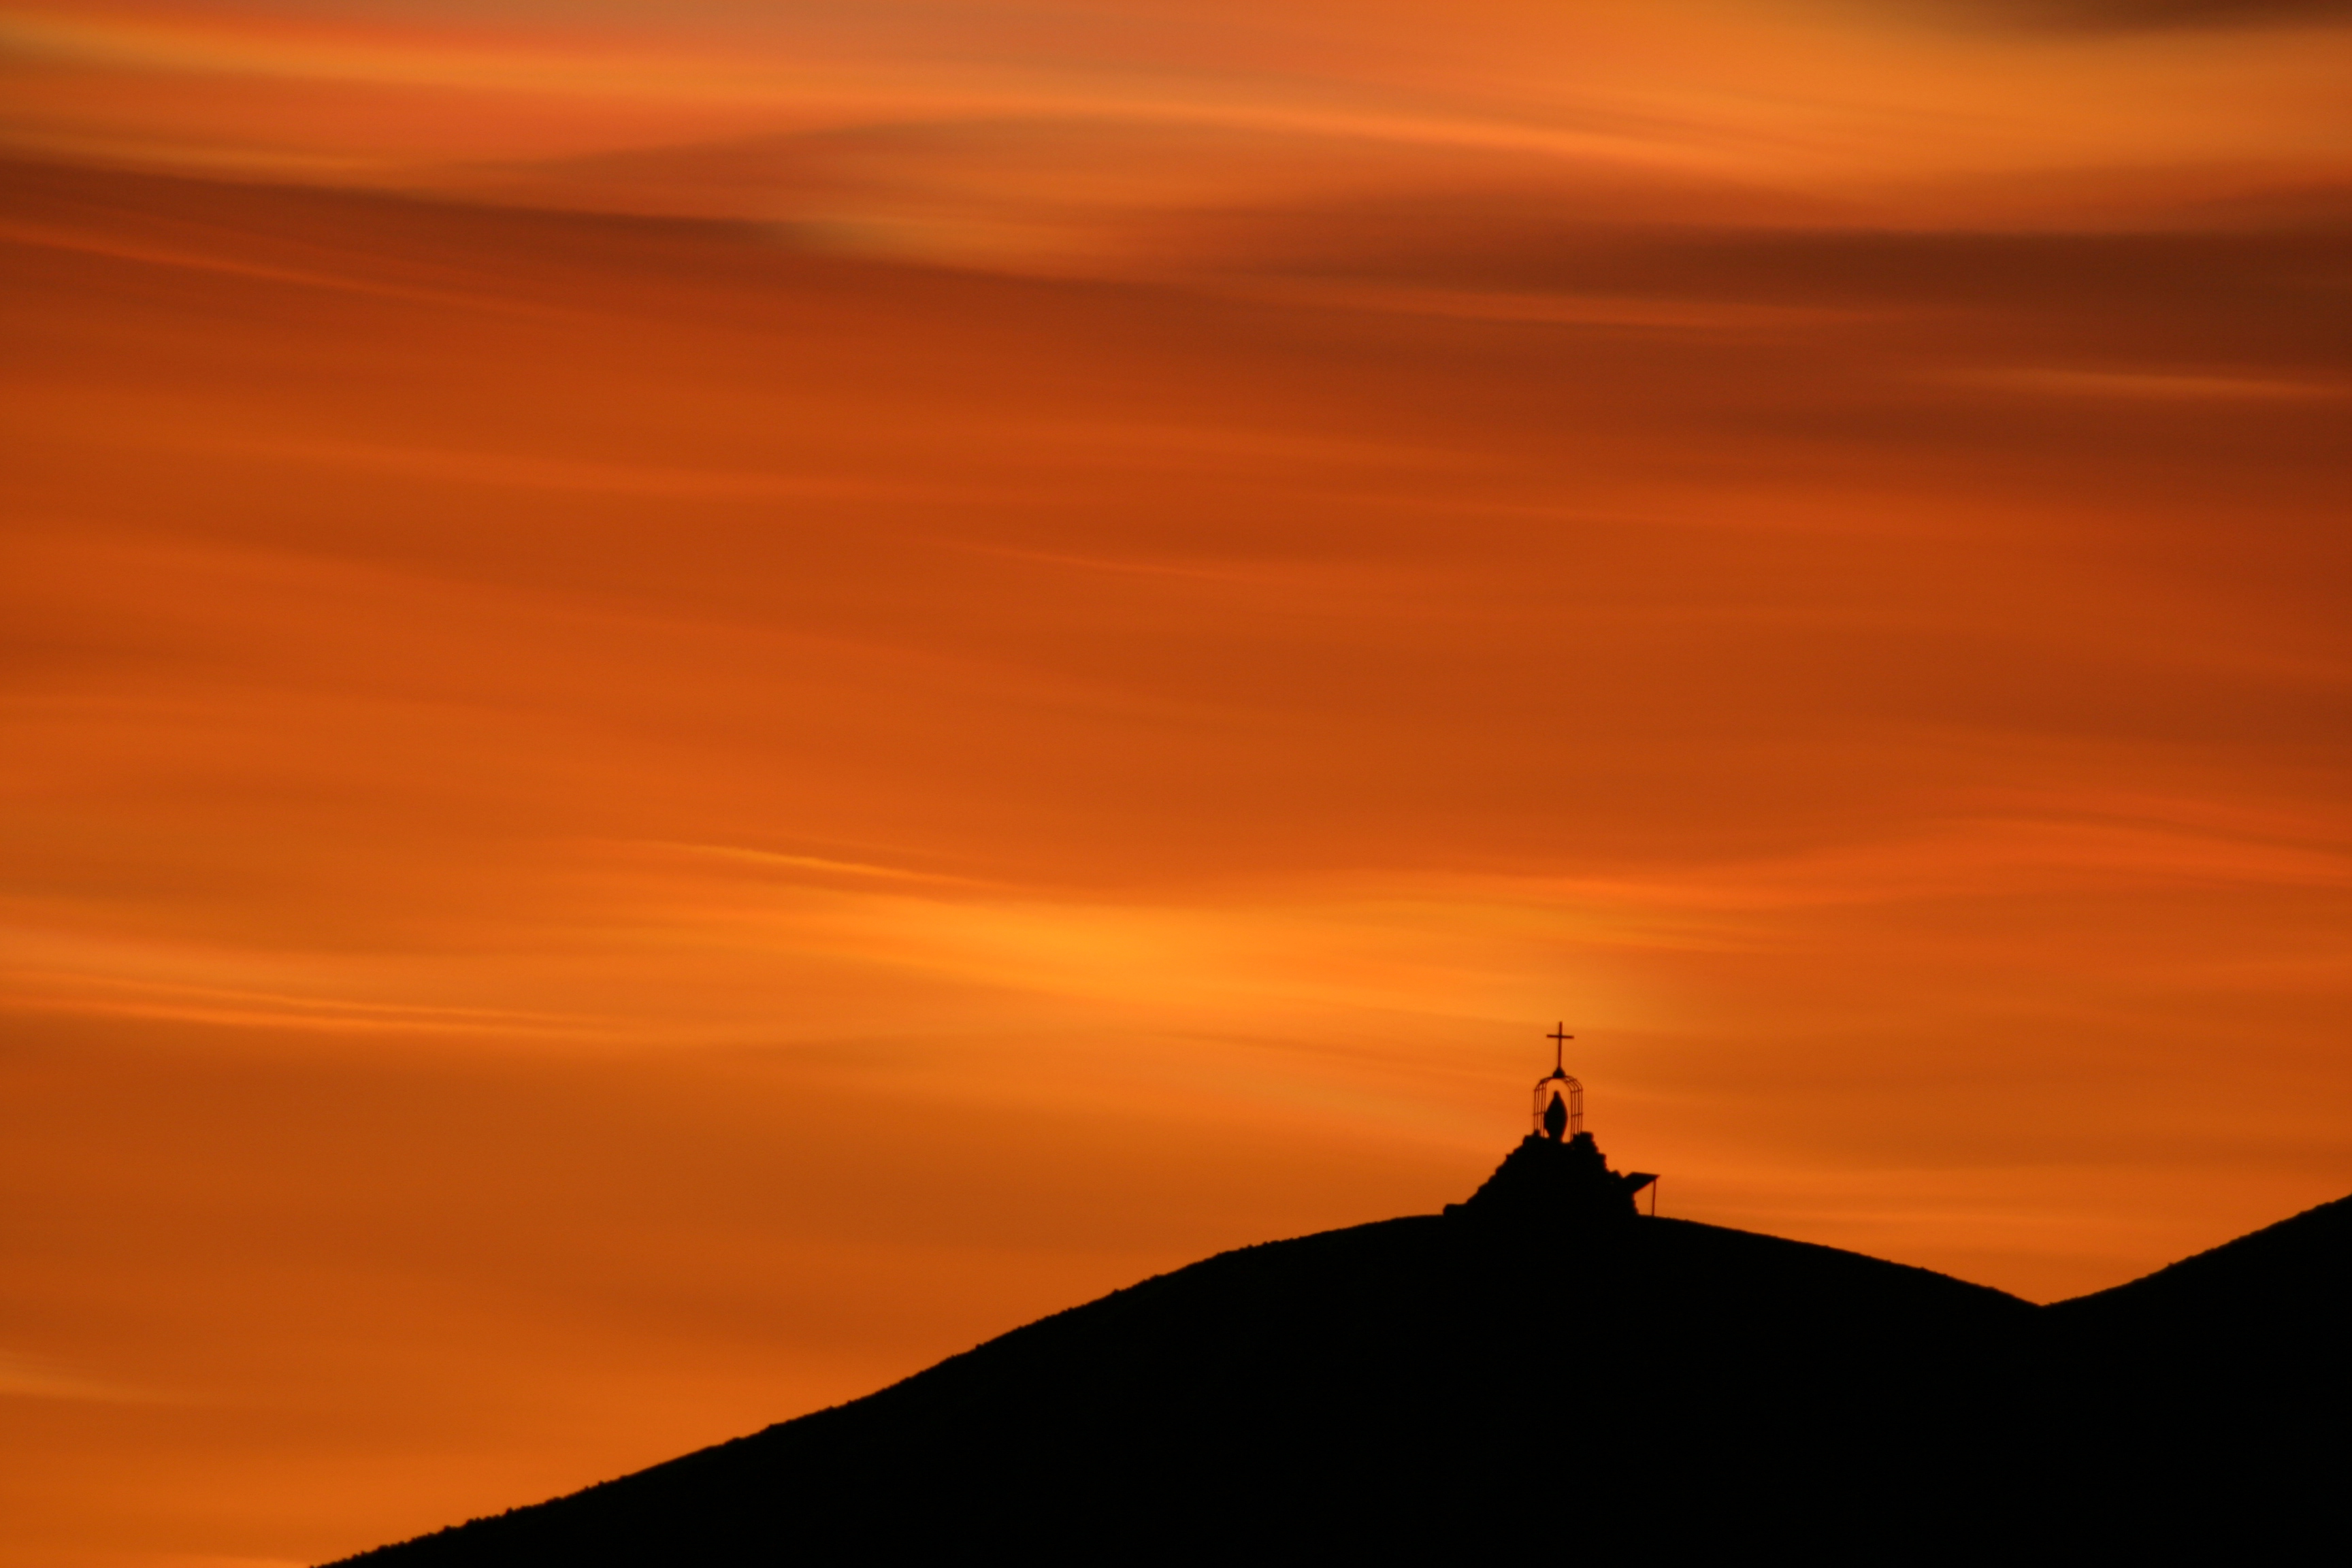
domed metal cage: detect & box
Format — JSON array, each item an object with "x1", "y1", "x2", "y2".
[{"x1": 1531, "y1": 1068, "x2": 1583, "y2": 1141}]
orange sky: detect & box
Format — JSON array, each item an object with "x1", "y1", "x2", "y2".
[{"x1": 5, "y1": 3, "x2": 2352, "y2": 1565}]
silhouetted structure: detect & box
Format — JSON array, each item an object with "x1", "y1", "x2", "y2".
[{"x1": 1450, "y1": 1027, "x2": 1656, "y2": 1222}]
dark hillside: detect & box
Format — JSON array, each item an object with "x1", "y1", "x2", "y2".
[
  {"x1": 331, "y1": 1142, "x2": 2349, "y2": 1563},
  {"x1": 2039, "y1": 1192, "x2": 2352, "y2": 1533},
  {"x1": 339, "y1": 1197, "x2": 2034, "y2": 1555},
  {"x1": 2048, "y1": 1191, "x2": 2352, "y2": 1335}
]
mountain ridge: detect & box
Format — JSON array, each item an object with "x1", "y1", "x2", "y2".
[{"x1": 331, "y1": 1146, "x2": 2348, "y2": 1563}]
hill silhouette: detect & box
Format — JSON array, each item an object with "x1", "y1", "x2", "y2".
[
  {"x1": 2036, "y1": 1188, "x2": 2351, "y2": 1544},
  {"x1": 333, "y1": 1138, "x2": 2347, "y2": 1562}
]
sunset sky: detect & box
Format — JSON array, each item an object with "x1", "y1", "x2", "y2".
[{"x1": 5, "y1": 2, "x2": 2351, "y2": 1563}]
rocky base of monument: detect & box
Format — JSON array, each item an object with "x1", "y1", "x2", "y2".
[{"x1": 1444, "y1": 1129, "x2": 1656, "y2": 1224}]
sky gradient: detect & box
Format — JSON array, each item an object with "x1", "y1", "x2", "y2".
[{"x1": 5, "y1": 3, "x2": 2351, "y2": 1564}]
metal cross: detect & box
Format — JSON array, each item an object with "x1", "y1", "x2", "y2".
[{"x1": 1548, "y1": 1022, "x2": 1573, "y2": 1071}]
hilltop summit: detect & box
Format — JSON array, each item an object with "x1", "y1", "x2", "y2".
[
  {"x1": 329, "y1": 1048, "x2": 2348, "y2": 1563},
  {"x1": 336, "y1": 1186, "x2": 2036, "y2": 1560}
]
